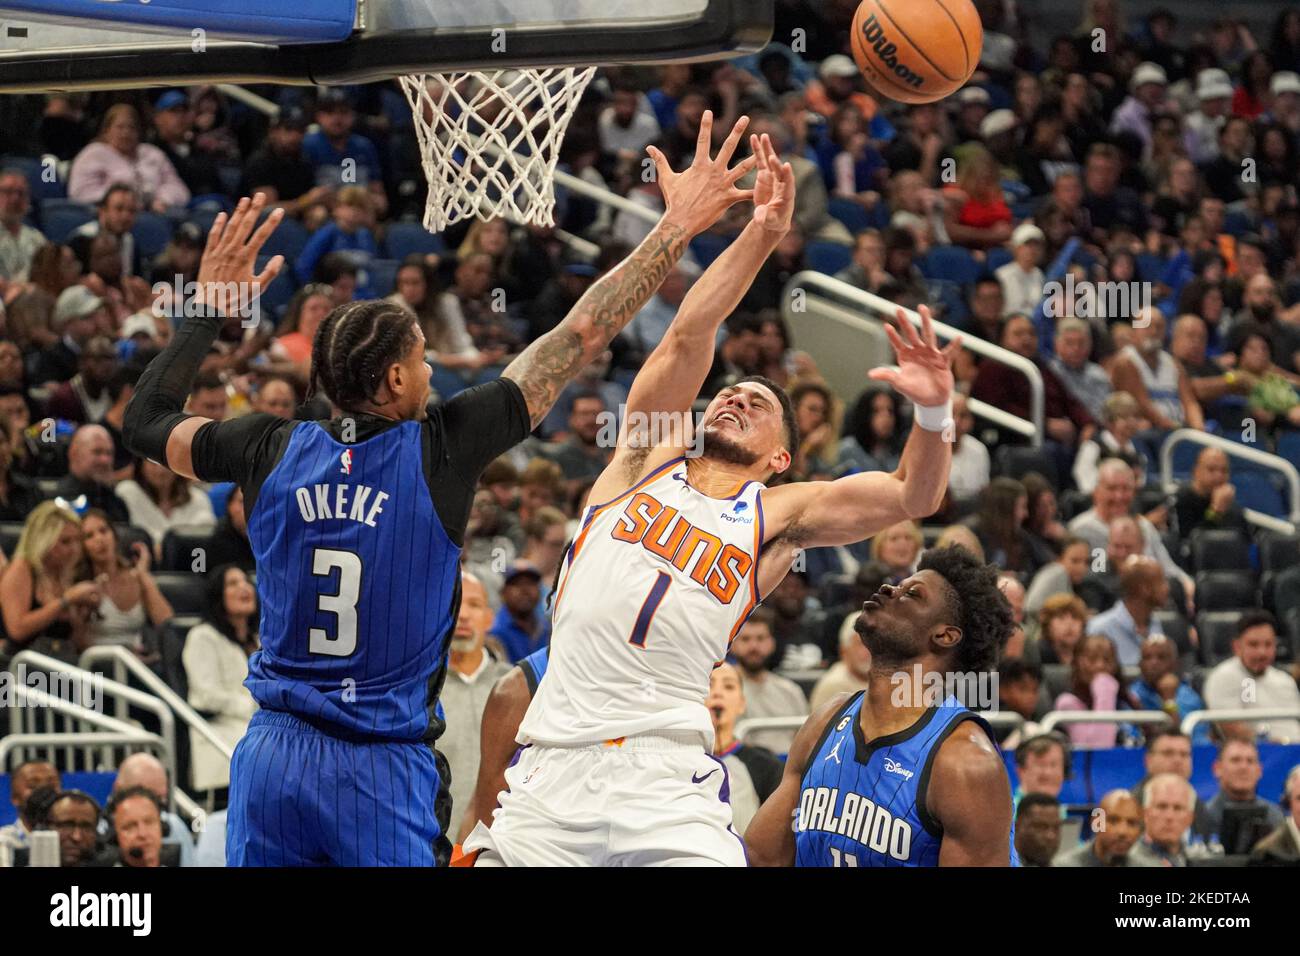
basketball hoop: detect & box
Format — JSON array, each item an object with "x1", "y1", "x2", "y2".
[{"x1": 399, "y1": 67, "x2": 597, "y2": 231}]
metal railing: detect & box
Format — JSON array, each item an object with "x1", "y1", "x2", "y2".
[
  {"x1": 1181, "y1": 707, "x2": 1300, "y2": 739},
  {"x1": 736, "y1": 710, "x2": 1025, "y2": 744},
  {"x1": 1160, "y1": 428, "x2": 1300, "y2": 529},
  {"x1": 9, "y1": 651, "x2": 179, "y2": 796},
  {"x1": 0, "y1": 731, "x2": 167, "y2": 773},
  {"x1": 1039, "y1": 710, "x2": 1174, "y2": 739},
  {"x1": 783, "y1": 271, "x2": 1044, "y2": 445}
]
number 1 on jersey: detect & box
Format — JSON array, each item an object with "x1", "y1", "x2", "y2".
[{"x1": 628, "y1": 572, "x2": 671, "y2": 649}]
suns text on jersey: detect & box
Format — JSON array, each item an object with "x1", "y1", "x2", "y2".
[
  {"x1": 796, "y1": 786, "x2": 914, "y2": 862},
  {"x1": 294, "y1": 483, "x2": 390, "y2": 527}
]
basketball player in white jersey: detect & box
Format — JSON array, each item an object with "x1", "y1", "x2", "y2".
[{"x1": 463, "y1": 126, "x2": 963, "y2": 866}]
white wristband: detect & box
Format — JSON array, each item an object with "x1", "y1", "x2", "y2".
[{"x1": 914, "y1": 398, "x2": 953, "y2": 433}]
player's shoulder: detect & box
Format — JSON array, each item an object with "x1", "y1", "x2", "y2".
[{"x1": 930, "y1": 714, "x2": 1007, "y2": 793}]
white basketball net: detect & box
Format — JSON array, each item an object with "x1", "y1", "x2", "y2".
[{"x1": 399, "y1": 67, "x2": 597, "y2": 231}]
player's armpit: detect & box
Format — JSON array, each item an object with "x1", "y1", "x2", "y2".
[
  {"x1": 456, "y1": 667, "x2": 533, "y2": 843},
  {"x1": 929, "y1": 723, "x2": 1013, "y2": 867},
  {"x1": 760, "y1": 470, "x2": 913, "y2": 551},
  {"x1": 745, "y1": 693, "x2": 851, "y2": 866}
]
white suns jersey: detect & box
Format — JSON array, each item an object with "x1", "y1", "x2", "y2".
[{"x1": 520, "y1": 456, "x2": 766, "y2": 749}]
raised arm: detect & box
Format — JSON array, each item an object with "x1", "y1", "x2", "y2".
[
  {"x1": 502, "y1": 111, "x2": 756, "y2": 429},
  {"x1": 760, "y1": 306, "x2": 960, "y2": 561},
  {"x1": 123, "y1": 194, "x2": 286, "y2": 480}
]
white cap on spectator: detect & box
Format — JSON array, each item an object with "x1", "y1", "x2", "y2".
[
  {"x1": 1130, "y1": 61, "x2": 1168, "y2": 91},
  {"x1": 1011, "y1": 222, "x2": 1046, "y2": 246},
  {"x1": 1195, "y1": 68, "x2": 1233, "y2": 101},
  {"x1": 1271, "y1": 71, "x2": 1300, "y2": 97},
  {"x1": 958, "y1": 86, "x2": 991, "y2": 106},
  {"x1": 120, "y1": 312, "x2": 158, "y2": 341},
  {"x1": 980, "y1": 108, "x2": 1017, "y2": 139},
  {"x1": 819, "y1": 54, "x2": 860, "y2": 80},
  {"x1": 53, "y1": 286, "x2": 105, "y2": 328}
]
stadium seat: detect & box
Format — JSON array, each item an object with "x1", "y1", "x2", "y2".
[
  {"x1": 1276, "y1": 430, "x2": 1300, "y2": 469},
  {"x1": 1196, "y1": 610, "x2": 1245, "y2": 665},
  {"x1": 131, "y1": 211, "x2": 173, "y2": 259},
  {"x1": 160, "y1": 525, "x2": 222, "y2": 572},
  {"x1": 985, "y1": 247, "x2": 1012, "y2": 274},
  {"x1": 39, "y1": 198, "x2": 95, "y2": 242},
  {"x1": 186, "y1": 207, "x2": 222, "y2": 235},
  {"x1": 805, "y1": 239, "x2": 853, "y2": 276},
  {"x1": 115, "y1": 525, "x2": 153, "y2": 561},
  {"x1": 1151, "y1": 609, "x2": 1194, "y2": 660},
  {"x1": 366, "y1": 258, "x2": 400, "y2": 298},
  {"x1": 154, "y1": 571, "x2": 208, "y2": 615},
  {"x1": 254, "y1": 255, "x2": 299, "y2": 321},
  {"x1": 1260, "y1": 532, "x2": 1300, "y2": 572},
  {"x1": 384, "y1": 220, "x2": 448, "y2": 261},
  {"x1": 993, "y1": 444, "x2": 1058, "y2": 489},
  {"x1": 919, "y1": 245, "x2": 981, "y2": 286},
  {"x1": 1058, "y1": 489, "x2": 1092, "y2": 521},
  {"x1": 1281, "y1": 606, "x2": 1300, "y2": 664},
  {"x1": 258, "y1": 215, "x2": 311, "y2": 261},
  {"x1": 827, "y1": 196, "x2": 874, "y2": 234},
  {"x1": 1193, "y1": 570, "x2": 1258, "y2": 613},
  {"x1": 2, "y1": 154, "x2": 64, "y2": 201},
  {"x1": 1270, "y1": 565, "x2": 1300, "y2": 629},
  {"x1": 0, "y1": 521, "x2": 22, "y2": 557},
  {"x1": 1188, "y1": 528, "x2": 1251, "y2": 573},
  {"x1": 690, "y1": 232, "x2": 733, "y2": 269},
  {"x1": 1231, "y1": 470, "x2": 1288, "y2": 519},
  {"x1": 923, "y1": 278, "x2": 967, "y2": 327}
]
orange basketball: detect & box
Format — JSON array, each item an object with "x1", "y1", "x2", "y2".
[{"x1": 849, "y1": 0, "x2": 983, "y2": 105}]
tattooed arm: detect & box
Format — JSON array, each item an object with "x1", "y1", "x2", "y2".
[{"x1": 502, "y1": 111, "x2": 757, "y2": 429}]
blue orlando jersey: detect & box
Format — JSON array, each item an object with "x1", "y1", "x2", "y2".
[
  {"x1": 795, "y1": 692, "x2": 1014, "y2": 867},
  {"x1": 518, "y1": 646, "x2": 549, "y2": 696},
  {"x1": 244, "y1": 420, "x2": 461, "y2": 740}
]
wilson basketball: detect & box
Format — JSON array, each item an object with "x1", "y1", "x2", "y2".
[{"x1": 849, "y1": 0, "x2": 983, "y2": 104}]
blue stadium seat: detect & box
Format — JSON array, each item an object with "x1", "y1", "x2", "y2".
[
  {"x1": 258, "y1": 215, "x2": 310, "y2": 261},
  {"x1": 1276, "y1": 429, "x2": 1300, "y2": 469},
  {"x1": 919, "y1": 245, "x2": 981, "y2": 286},
  {"x1": 254, "y1": 255, "x2": 298, "y2": 321},
  {"x1": 1232, "y1": 469, "x2": 1287, "y2": 518},
  {"x1": 186, "y1": 207, "x2": 222, "y2": 236},
  {"x1": 39, "y1": 197, "x2": 95, "y2": 242},
  {"x1": 1, "y1": 154, "x2": 64, "y2": 201},
  {"x1": 384, "y1": 221, "x2": 447, "y2": 261},
  {"x1": 985, "y1": 247, "x2": 1012, "y2": 275},
  {"x1": 132, "y1": 211, "x2": 173, "y2": 259},
  {"x1": 367, "y1": 258, "x2": 400, "y2": 298},
  {"x1": 805, "y1": 239, "x2": 852, "y2": 276},
  {"x1": 690, "y1": 232, "x2": 732, "y2": 269},
  {"x1": 827, "y1": 196, "x2": 873, "y2": 234},
  {"x1": 924, "y1": 278, "x2": 967, "y2": 328}
]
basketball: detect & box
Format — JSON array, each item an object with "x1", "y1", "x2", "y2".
[{"x1": 849, "y1": 0, "x2": 983, "y2": 104}]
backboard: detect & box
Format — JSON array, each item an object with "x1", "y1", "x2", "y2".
[{"x1": 0, "y1": 0, "x2": 772, "y2": 91}]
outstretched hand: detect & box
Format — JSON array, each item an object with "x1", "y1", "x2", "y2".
[
  {"x1": 646, "y1": 111, "x2": 757, "y2": 237},
  {"x1": 196, "y1": 193, "x2": 286, "y2": 317},
  {"x1": 868, "y1": 304, "x2": 961, "y2": 409},
  {"x1": 750, "y1": 132, "x2": 795, "y2": 234}
]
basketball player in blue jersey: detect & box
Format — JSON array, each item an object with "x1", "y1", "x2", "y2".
[
  {"x1": 745, "y1": 545, "x2": 1017, "y2": 866},
  {"x1": 122, "y1": 116, "x2": 759, "y2": 866}
]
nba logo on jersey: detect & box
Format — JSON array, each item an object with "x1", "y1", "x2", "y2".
[{"x1": 340, "y1": 449, "x2": 353, "y2": 475}]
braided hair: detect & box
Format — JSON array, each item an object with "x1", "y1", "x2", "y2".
[{"x1": 307, "y1": 300, "x2": 419, "y2": 411}]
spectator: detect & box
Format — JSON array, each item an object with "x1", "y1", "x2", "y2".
[
  {"x1": 525, "y1": 258, "x2": 599, "y2": 343},
  {"x1": 182, "y1": 565, "x2": 259, "y2": 793},
  {"x1": 489, "y1": 562, "x2": 550, "y2": 663},
  {"x1": 109, "y1": 753, "x2": 192, "y2": 866},
  {"x1": 787, "y1": 381, "x2": 840, "y2": 481},
  {"x1": 1130, "y1": 633, "x2": 1209, "y2": 735},
  {"x1": 186, "y1": 372, "x2": 228, "y2": 421},
  {"x1": 252, "y1": 376, "x2": 296, "y2": 420},
  {"x1": 1054, "y1": 633, "x2": 1132, "y2": 746},
  {"x1": 1051, "y1": 318, "x2": 1112, "y2": 424},
  {"x1": 997, "y1": 660, "x2": 1045, "y2": 747},
  {"x1": 1172, "y1": 447, "x2": 1248, "y2": 537},
  {"x1": 965, "y1": 477, "x2": 1053, "y2": 578},
  {"x1": 1184, "y1": 69, "x2": 1234, "y2": 164},
  {"x1": 1036, "y1": 592, "x2": 1089, "y2": 668},
  {"x1": 52, "y1": 424, "x2": 125, "y2": 524},
  {"x1": 1067, "y1": 458, "x2": 1192, "y2": 596},
  {"x1": 743, "y1": 113, "x2": 851, "y2": 244},
  {"x1": 1248, "y1": 765, "x2": 1300, "y2": 865},
  {"x1": 1073, "y1": 392, "x2": 1146, "y2": 494},
  {"x1": 1195, "y1": 738, "x2": 1286, "y2": 850},
  {"x1": 294, "y1": 186, "x2": 379, "y2": 295},
  {"x1": 815, "y1": 105, "x2": 886, "y2": 205},
  {"x1": 1170, "y1": 314, "x2": 1247, "y2": 421},
  {"x1": 440, "y1": 571, "x2": 512, "y2": 838},
  {"x1": 115, "y1": 457, "x2": 216, "y2": 554},
  {"x1": 517, "y1": 506, "x2": 568, "y2": 609},
  {"x1": 204, "y1": 485, "x2": 255, "y2": 572},
  {"x1": 34, "y1": 286, "x2": 108, "y2": 386},
  {"x1": 996, "y1": 223, "x2": 1047, "y2": 318},
  {"x1": 0, "y1": 423, "x2": 40, "y2": 522},
  {"x1": 947, "y1": 393, "x2": 990, "y2": 509},
  {"x1": 1025, "y1": 536, "x2": 1091, "y2": 616},
  {"x1": 868, "y1": 519, "x2": 923, "y2": 586},
  {"x1": 837, "y1": 383, "x2": 904, "y2": 475},
  {"x1": 73, "y1": 230, "x2": 150, "y2": 326},
  {"x1": 269, "y1": 284, "x2": 334, "y2": 376},
  {"x1": 964, "y1": 276, "x2": 1006, "y2": 345},
  {"x1": 542, "y1": 390, "x2": 612, "y2": 482},
  {"x1": 45, "y1": 334, "x2": 118, "y2": 425},
  {"x1": 147, "y1": 90, "x2": 223, "y2": 199},
  {"x1": 302, "y1": 90, "x2": 387, "y2": 219},
  {"x1": 1015, "y1": 793, "x2": 1064, "y2": 867},
  {"x1": 1135, "y1": 772, "x2": 1199, "y2": 865},
  {"x1": 388, "y1": 257, "x2": 482, "y2": 374},
  {"x1": 0, "y1": 167, "x2": 44, "y2": 282},
  {"x1": 0, "y1": 760, "x2": 60, "y2": 852},
  {"x1": 598, "y1": 80, "x2": 661, "y2": 159},
  {"x1": 1053, "y1": 790, "x2": 1146, "y2": 866},
  {"x1": 1014, "y1": 733, "x2": 1069, "y2": 801},
  {"x1": 809, "y1": 615, "x2": 871, "y2": 710},
  {"x1": 0, "y1": 501, "x2": 100, "y2": 666},
  {"x1": 68, "y1": 104, "x2": 189, "y2": 212},
  {"x1": 105, "y1": 786, "x2": 170, "y2": 867},
  {"x1": 728, "y1": 608, "x2": 809, "y2": 754},
  {"x1": 942, "y1": 144, "x2": 1013, "y2": 251},
  {"x1": 1022, "y1": 471, "x2": 1069, "y2": 558},
  {"x1": 1203, "y1": 611, "x2": 1300, "y2": 743},
  {"x1": 79, "y1": 508, "x2": 171, "y2": 652},
  {"x1": 834, "y1": 228, "x2": 889, "y2": 294},
  {"x1": 1081, "y1": 142, "x2": 1149, "y2": 242},
  {"x1": 1110, "y1": 307, "x2": 1203, "y2": 442},
  {"x1": 1228, "y1": 322, "x2": 1300, "y2": 433},
  {"x1": 1110, "y1": 61, "x2": 1172, "y2": 154},
  {"x1": 710, "y1": 662, "x2": 783, "y2": 835},
  {"x1": 1086, "y1": 555, "x2": 1169, "y2": 667},
  {"x1": 46, "y1": 791, "x2": 103, "y2": 868},
  {"x1": 6, "y1": 243, "x2": 82, "y2": 352},
  {"x1": 240, "y1": 107, "x2": 330, "y2": 221}
]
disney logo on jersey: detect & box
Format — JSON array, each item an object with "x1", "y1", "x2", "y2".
[
  {"x1": 721, "y1": 499, "x2": 753, "y2": 524},
  {"x1": 883, "y1": 757, "x2": 914, "y2": 780},
  {"x1": 340, "y1": 449, "x2": 353, "y2": 475}
]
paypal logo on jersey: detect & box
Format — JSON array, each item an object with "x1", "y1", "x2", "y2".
[
  {"x1": 340, "y1": 449, "x2": 353, "y2": 475},
  {"x1": 721, "y1": 499, "x2": 753, "y2": 524}
]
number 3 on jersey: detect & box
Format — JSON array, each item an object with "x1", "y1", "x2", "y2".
[
  {"x1": 310, "y1": 547, "x2": 362, "y2": 657},
  {"x1": 628, "y1": 571, "x2": 671, "y2": 649}
]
